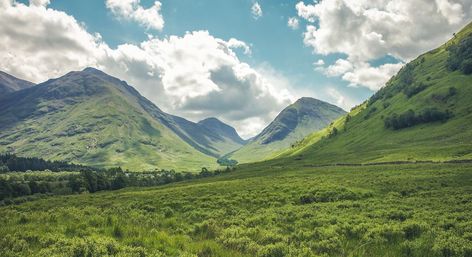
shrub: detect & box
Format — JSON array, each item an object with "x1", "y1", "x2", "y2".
[
  {"x1": 404, "y1": 83, "x2": 428, "y2": 98},
  {"x1": 257, "y1": 243, "x2": 287, "y2": 257}
]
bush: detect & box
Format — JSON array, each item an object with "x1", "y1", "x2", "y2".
[
  {"x1": 404, "y1": 83, "x2": 428, "y2": 98},
  {"x1": 257, "y1": 243, "x2": 287, "y2": 257}
]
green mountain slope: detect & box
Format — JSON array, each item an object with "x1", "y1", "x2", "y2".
[
  {"x1": 228, "y1": 97, "x2": 346, "y2": 163},
  {"x1": 274, "y1": 22, "x2": 472, "y2": 165},
  {"x1": 0, "y1": 68, "x2": 216, "y2": 171},
  {"x1": 0, "y1": 71, "x2": 35, "y2": 95}
]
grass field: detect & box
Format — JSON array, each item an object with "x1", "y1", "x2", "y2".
[{"x1": 1, "y1": 162, "x2": 472, "y2": 257}]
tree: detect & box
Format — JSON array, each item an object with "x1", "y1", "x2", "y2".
[{"x1": 111, "y1": 174, "x2": 127, "y2": 190}]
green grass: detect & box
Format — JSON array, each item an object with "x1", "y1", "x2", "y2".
[{"x1": 2, "y1": 162, "x2": 472, "y2": 256}]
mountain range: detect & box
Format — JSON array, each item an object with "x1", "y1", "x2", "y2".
[
  {"x1": 0, "y1": 67, "x2": 341, "y2": 170},
  {"x1": 0, "y1": 68, "x2": 248, "y2": 170}
]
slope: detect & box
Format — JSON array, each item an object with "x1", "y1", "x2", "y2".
[
  {"x1": 0, "y1": 68, "x2": 215, "y2": 171},
  {"x1": 0, "y1": 71, "x2": 35, "y2": 95},
  {"x1": 275, "y1": 22, "x2": 472, "y2": 165},
  {"x1": 228, "y1": 97, "x2": 346, "y2": 163}
]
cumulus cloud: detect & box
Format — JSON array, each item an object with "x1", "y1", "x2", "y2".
[
  {"x1": 251, "y1": 2, "x2": 262, "y2": 19},
  {"x1": 287, "y1": 17, "x2": 299, "y2": 30},
  {"x1": 106, "y1": 0, "x2": 164, "y2": 31},
  {"x1": 297, "y1": 0, "x2": 472, "y2": 90},
  {"x1": 0, "y1": 1, "x2": 293, "y2": 138}
]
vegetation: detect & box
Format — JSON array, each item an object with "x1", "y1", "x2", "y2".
[
  {"x1": 0, "y1": 154, "x2": 93, "y2": 173},
  {"x1": 0, "y1": 166, "x2": 235, "y2": 203},
  {"x1": 384, "y1": 108, "x2": 452, "y2": 130},
  {"x1": 1, "y1": 163, "x2": 471, "y2": 256},
  {"x1": 447, "y1": 33, "x2": 472, "y2": 74}
]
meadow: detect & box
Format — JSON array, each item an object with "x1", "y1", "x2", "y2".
[{"x1": 1, "y1": 162, "x2": 472, "y2": 257}]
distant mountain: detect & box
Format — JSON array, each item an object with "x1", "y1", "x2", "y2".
[
  {"x1": 0, "y1": 67, "x2": 219, "y2": 170},
  {"x1": 228, "y1": 97, "x2": 346, "y2": 163},
  {"x1": 0, "y1": 71, "x2": 35, "y2": 95},
  {"x1": 275, "y1": 22, "x2": 472, "y2": 165},
  {"x1": 198, "y1": 117, "x2": 246, "y2": 145}
]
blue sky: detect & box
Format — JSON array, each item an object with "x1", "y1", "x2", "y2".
[{"x1": 4, "y1": 0, "x2": 471, "y2": 137}]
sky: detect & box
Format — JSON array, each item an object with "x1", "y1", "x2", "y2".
[{"x1": 1, "y1": 0, "x2": 471, "y2": 138}]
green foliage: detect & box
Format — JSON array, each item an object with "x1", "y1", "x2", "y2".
[
  {"x1": 384, "y1": 108, "x2": 452, "y2": 130},
  {"x1": 0, "y1": 154, "x2": 93, "y2": 172},
  {"x1": 404, "y1": 83, "x2": 428, "y2": 98},
  {"x1": 447, "y1": 33, "x2": 472, "y2": 74},
  {"x1": 1, "y1": 163, "x2": 472, "y2": 256}
]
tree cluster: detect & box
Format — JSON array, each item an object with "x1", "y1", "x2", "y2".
[
  {"x1": 0, "y1": 166, "x2": 236, "y2": 202},
  {"x1": 384, "y1": 108, "x2": 452, "y2": 130},
  {"x1": 0, "y1": 154, "x2": 94, "y2": 173},
  {"x1": 447, "y1": 33, "x2": 472, "y2": 74}
]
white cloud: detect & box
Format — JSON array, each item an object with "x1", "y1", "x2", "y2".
[
  {"x1": 295, "y1": 1, "x2": 317, "y2": 22},
  {"x1": 435, "y1": 0, "x2": 465, "y2": 24},
  {"x1": 314, "y1": 59, "x2": 325, "y2": 66},
  {"x1": 324, "y1": 59, "x2": 353, "y2": 77},
  {"x1": 106, "y1": 0, "x2": 164, "y2": 31},
  {"x1": 287, "y1": 17, "x2": 299, "y2": 30},
  {"x1": 342, "y1": 62, "x2": 404, "y2": 91},
  {"x1": 29, "y1": 0, "x2": 49, "y2": 7},
  {"x1": 251, "y1": 2, "x2": 262, "y2": 19},
  {"x1": 298, "y1": 0, "x2": 472, "y2": 90},
  {"x1": 317, "y1": 58, "x2": 403, "y2": 90},
  {"x1": 0, "y1": 1, "x2": 294, "y2": 138},
  {"x1": 227, "y1": 38, "x2": 251, "y2": 55}
]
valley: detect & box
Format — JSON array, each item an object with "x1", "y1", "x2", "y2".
[{"x1": 0, "y1": 5, "x2": 472, "y2": 257}]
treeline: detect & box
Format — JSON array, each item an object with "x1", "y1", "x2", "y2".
[
  {"x1": 0, "y1": 167, "x2": 235, "y2": 204},
  {"x1": 384, "y1": 108, "x2": 452, "y2": 130},
  {"x1": 0, "y1": 154, "x2": 94, "y2": 172}
]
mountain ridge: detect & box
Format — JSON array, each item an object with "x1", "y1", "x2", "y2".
[{"x1": 0, "y1": 70, "x2": 35, "y2": 95}]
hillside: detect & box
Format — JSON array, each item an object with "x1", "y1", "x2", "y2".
[
  {"x1": 0, "y1": 71, "x2": 35, "y2": 95},
  {"x1": 228, "y1": 97, "x2": 346, "y2": 163},
  {"x1": 274, "y1": 22, "x2": 472, "y2": 165},
  {"x1": 0, "y1": 68, "x2": 217, "y2": 171}
]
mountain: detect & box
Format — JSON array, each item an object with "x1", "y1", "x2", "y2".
[
  {"x1": 228, "y1": 97, "x2": 346, "y2": 163},
  {"x1": 273, "y1": 22, "x2": 472, "y2": 165},
  {"x1": 0, "y1": 67, "x2": 219, "y2": 171},
  {"x1": 0, "y1": 71, "x2": 35, "y2": 95}
]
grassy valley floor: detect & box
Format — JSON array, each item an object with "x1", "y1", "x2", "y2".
[{"x1": 1, "y1": 163, "x2": 472, "y2": 257}]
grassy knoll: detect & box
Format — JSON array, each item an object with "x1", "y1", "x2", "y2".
[{"x1": 1, "y1": 162, "x2": 472, "y2": 256}]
